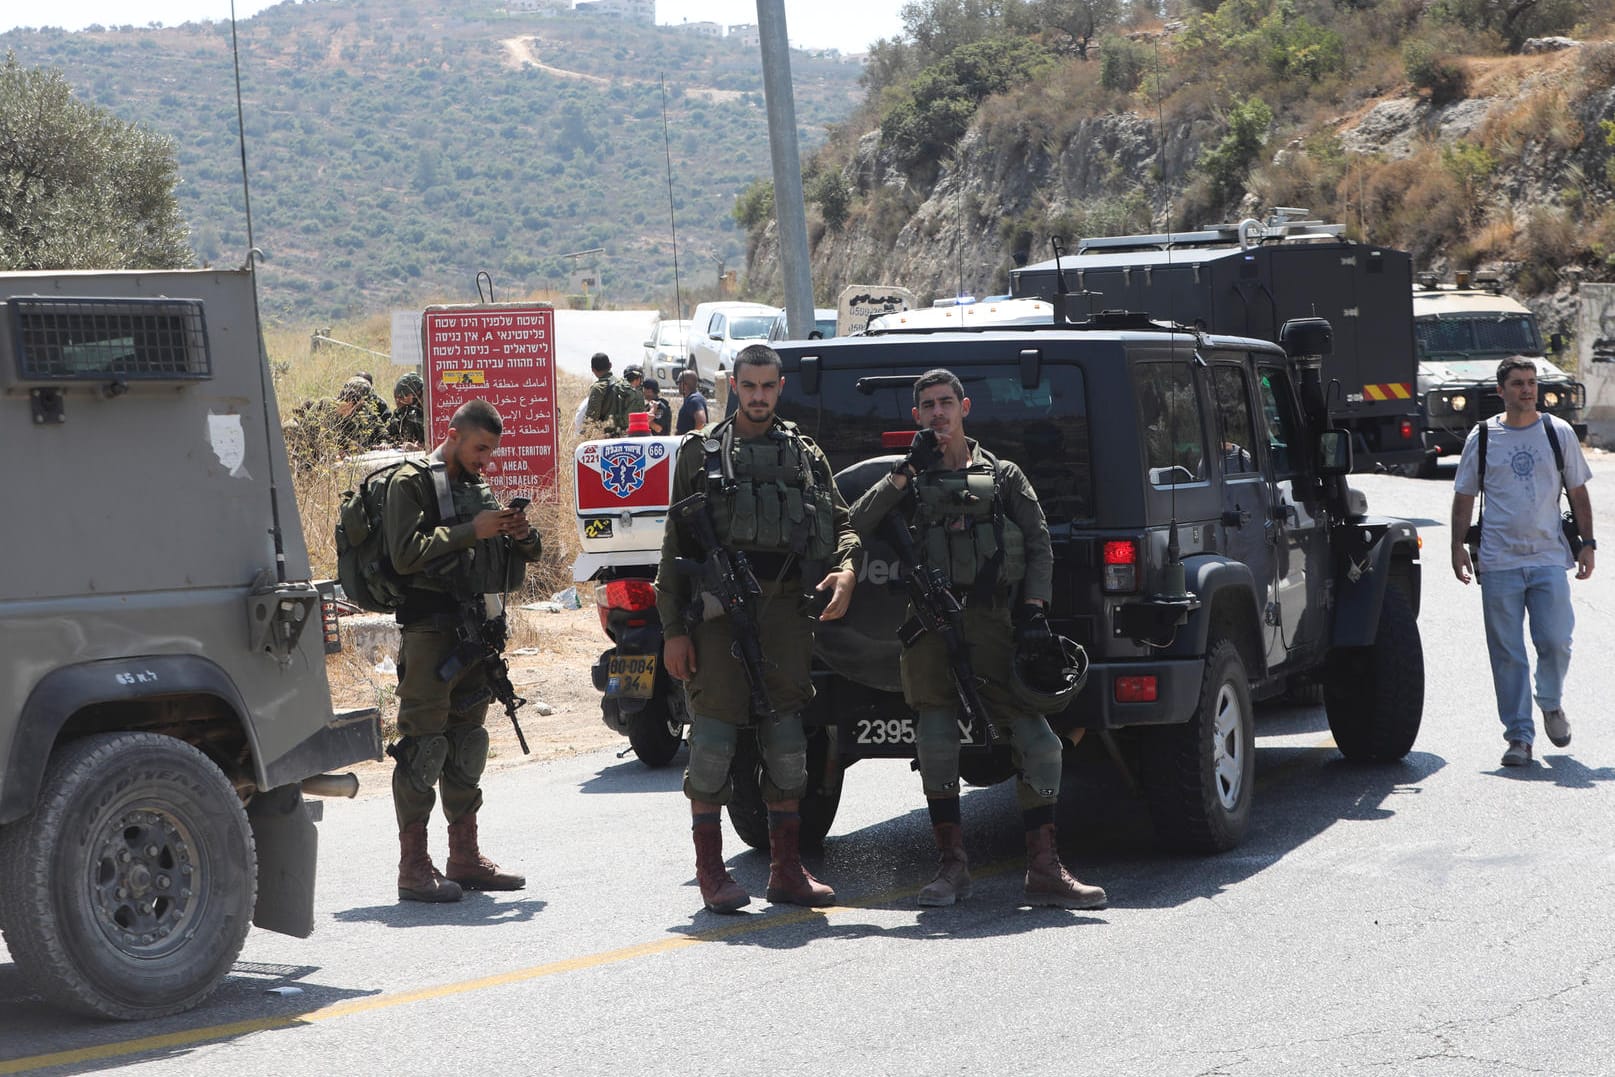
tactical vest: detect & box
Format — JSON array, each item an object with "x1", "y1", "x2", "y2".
[
  {"x1": 912, "y1": 453, "x2": 1025, "y2": 597},
  {"x1": 704, "y1": 419, "x2": 837, "y2": 561},
  {"x1": 452, "y1": 476, "x2": 527, "y2": 599},
  {"x1": 401, "y1": 460, "x2": 525, "y2": 602}
]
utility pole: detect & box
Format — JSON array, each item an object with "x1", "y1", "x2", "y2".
[{"x1": 755, "y1": 0, "x2": 814, "y2": 340}]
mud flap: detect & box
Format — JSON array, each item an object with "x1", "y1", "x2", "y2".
[{"x1": 247, "y1": 783, "x2": 318, "y2": 938}]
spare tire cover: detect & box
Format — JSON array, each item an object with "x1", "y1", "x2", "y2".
[{"x1": 814, "y1": 456, "x2": 910, "y2": 692}]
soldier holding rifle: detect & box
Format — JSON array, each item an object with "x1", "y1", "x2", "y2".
[
  {"x1": 656, "y1": 345, "x2": 859, "y2": 913},
  {"x1": 383, "y1": 399, "x2": 541, "y2": 903},
  {"x1": 849, "y1": 369, "x2": 1105, "y2": 910}
]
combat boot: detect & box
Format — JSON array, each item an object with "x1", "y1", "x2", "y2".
[
  {"x1": 445, "y1": 812, "x2": 526, "y2": 891},
  {"x1": 917, "y1": 822, "x2": 972, "y2": 907},
  {"x1": 1023, "y1": 823, "x2": 1106, "y2": 910},
  {"x1": 398, "y1": 820, "x2": 463, "y2": 903},
  {"x1": 692, "y1": 816, "x2": 750, "y2": 913},
  {"x1": 765, "y1": 811, "x2": 836, "y2": 907}
]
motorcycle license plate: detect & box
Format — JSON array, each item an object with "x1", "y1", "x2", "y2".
[{"x1": 605, "y1": 653, "x2": 657, "y2": 699}]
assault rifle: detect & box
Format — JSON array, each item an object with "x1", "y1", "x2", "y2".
[
  {"x1": 670, "y1": 491, "x2": 777, "y2": 721},
  {"x1": 882, "y1": 515, "x2": 995, "y2": 748},
  {"x1": 436, "y1": 603, "x2": 530, "y2": 754}
]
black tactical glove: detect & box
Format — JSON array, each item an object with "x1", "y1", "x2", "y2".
[{"x1": 897, "y1": 428, "x2": 942, "y2": 477}]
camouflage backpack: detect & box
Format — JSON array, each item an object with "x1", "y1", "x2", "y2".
[{"x1": 335, "y1": 456, "x2": 453, "y2": 612}]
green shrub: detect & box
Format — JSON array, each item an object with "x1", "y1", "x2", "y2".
[
  {"x1": 733, "y1": 179, "x2": 774, "y2": 231},
  {"x1": 1403, "y1": 40, "x2": 1468, "y2": 104},
  {"x1": 1099, "y1": 35, "x2": 1147, "y2": 93},
  {"x1": 1199, "y1": 96, "x2": 1273, "y2": 207}
]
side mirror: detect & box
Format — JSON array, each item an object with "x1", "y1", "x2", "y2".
[
  {"x1": 1281, "y1": 317, "x2": 1334, "y2": 359},
  {"x1": 642, "y1": 340, "x2": 655, "y2": 348},
  {"x1": 1317, "y1": 430, "x2": 1353, "y2": 476}
]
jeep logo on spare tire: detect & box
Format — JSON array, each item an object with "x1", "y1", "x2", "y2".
[{"x1": 857, "y1": 556, "x2": 900, "y2": 586}]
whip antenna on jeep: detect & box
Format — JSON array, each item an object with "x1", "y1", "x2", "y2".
[
  {"x1": 231, "y1": 1, "x2": 289, "y2": 584},
  {"x1": 660, "y1": 74, "x2": 686, "y2": 321}
]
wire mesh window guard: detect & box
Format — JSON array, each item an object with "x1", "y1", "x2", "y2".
[{"x1": 9, "y1": 297, "x2": 212, "y2": 381}]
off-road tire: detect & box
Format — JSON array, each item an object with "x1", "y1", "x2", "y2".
[
  {"x1": 726, "y1": 728, "x2": 843, "y2": 851},
  {"x1": 0, "y1": 732, "x2": 256, "y2": 1020},
  {"x1": 1141, "y1": 638, "x2": 1255, "y2": 854},
  {"x1": 627, "y1": 686, "x2": 686, "y2": 769},
  {"x1": 1324, "y1": 585, "x2": 1424, "y2": 761}
]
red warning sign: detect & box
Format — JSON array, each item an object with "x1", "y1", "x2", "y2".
[{"x1": 422, "y1": 303, "x2": 558, "y2": 499}]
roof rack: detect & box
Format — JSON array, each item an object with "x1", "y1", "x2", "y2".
[{"x1": 1076, "y1": 207, "x2": 1345, "y2": 255}]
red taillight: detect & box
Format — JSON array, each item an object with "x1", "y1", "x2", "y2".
[
  {"x1": 1399, "y1": 419, "x2": 1415, "y2": 440},
  {"x1": 1114, "y1": 675, "x2": 1158, "y2": 703},
  {"x1": 595, "y1": 579, "x2": 658, "y2": 633},
  {"x1": 1102, "y1": 539, "x2": 1138, "y2": 593},
  {"x1": 881, "y1": 430, "x2": 917, "y2": 450},
  {"x1": 1103, "y1": 540, "x2": 1136, "y2": 565}
]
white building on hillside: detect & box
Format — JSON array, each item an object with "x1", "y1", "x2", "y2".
[
  {"x1": 675, "y1": 19, "x2": 723, "y2": 37},
  {"x1": 728, "y1": 22, "x2": 760, "y2": 46},
  {"x1": 575, "y1": 0, "x2": 655, "y2": 23}
]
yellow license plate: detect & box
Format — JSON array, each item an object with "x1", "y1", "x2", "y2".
[{"x1": 606, "y1": 653, "x2": 657, "y2": 699}]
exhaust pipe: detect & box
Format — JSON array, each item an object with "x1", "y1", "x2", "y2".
[{"x1": 301, "y1": 772, "x2": 360, "y2": 799}]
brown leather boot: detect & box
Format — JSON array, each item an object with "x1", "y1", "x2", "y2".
[
  {"x1": 445, "y1": 812, "x2": 525, "y2": 891},
  {"x1": 765, "y1": 812, "x2": 836, "y2": 907},
  {"x1": 398, "y1": 820, "x2": 462, "y2": 903},
  {"x1": 1023, "y1": 823, "x2": 1106, "y2": 910},
  {"x1": 692, "y1": 817, "x2": 750, "y2": 913},
  {"x1": 917, "y1": 822, "x2": 972, "y2": 907}
]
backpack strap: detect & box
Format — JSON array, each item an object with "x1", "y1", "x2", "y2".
[
  {"x1": 1541, "y1": 416, "x2": 1573, "y2": 503},
  {"x1": 426, "y1": 449, "x2": 457, "y2": 523},
  {"x1": 970, "y1": 445, "x2": 1010, "y2": 606},
  {"x1": 1474, "y1": 419, "x2": 1488, "y2": 539}
]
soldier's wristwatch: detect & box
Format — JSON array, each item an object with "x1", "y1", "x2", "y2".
[{"x1": 1583, "y1": 538, "x2": 1597, "y2": 550}]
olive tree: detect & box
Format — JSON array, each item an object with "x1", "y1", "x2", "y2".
[{"x1": 0, "y1": 54, "x2": 192, "y2": 270}]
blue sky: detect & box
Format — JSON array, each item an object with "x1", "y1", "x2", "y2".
[{"x1": 0, "y1": 0, "x2": 904, "y2": 54}]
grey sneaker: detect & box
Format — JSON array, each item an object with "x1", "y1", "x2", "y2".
[
  {"x1": 1543, "y1": 708, "x2": 1572, "y2": 748},
  {"x1": 1501, "y1": 740, "x2": 1533, "y2": 767}
]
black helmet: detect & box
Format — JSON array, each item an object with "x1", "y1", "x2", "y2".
[{"x1": 1010, "y1": 635, "x2": 1089, "y2": 715}]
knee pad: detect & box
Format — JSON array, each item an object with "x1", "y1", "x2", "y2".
[
  {"x1": 392, "y1": 734, "x2": 449, "y2": 795},
  {"x1": 1010, "y1": 716, "x2": 1062, "y2": 801},
  {"x1": 443, "y1": 725, "x2": 490, "y2": 787},
  {"x1": 684, "y1": 716, "x2": 738, "y2": 803},
  {"x1": 758, "y1": 713, "x2": 808, "y2": 802},
  {"x1": 915, "y1": 708, "x2": 962, "y2": 797}
]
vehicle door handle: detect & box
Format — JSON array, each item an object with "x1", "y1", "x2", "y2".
[
  {"x1": 1222, "y1": 508, "x2": 1250, "y2": 529},
  {"x1": 1270, "y1": 502, "x2": 1297, "y2": 524}
]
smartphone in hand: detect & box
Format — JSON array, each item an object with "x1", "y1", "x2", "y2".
[{"x1": 507, "y1": 497, "x2": 531, "y2": 512}]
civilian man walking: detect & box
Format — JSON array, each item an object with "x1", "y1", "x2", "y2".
[{"x1": 1451, "y1": 356, "x2": 1595, "y2": 767}]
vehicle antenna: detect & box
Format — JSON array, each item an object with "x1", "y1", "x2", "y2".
[
  {"x1": 1153, "y1": 37, "x2": 1191, "y2": 603},
  {"x1": 231, "y1": 0, "x2": 289, "y2": 585},
  {"x1": 956, "y1": 147, "x2": 966, "y2": 302},
  {"x1": 660, "y1": 74, "x2": 686, "y2": 321}
]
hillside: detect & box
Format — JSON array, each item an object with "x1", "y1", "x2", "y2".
[
  {"x1": 740, "y1": 1, "x2": 1615, "y2": 346},
  {"x1": 0, "y1": 0, "x2": 864, "y2": 323}
]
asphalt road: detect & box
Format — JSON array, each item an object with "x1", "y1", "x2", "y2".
[{"x1": 5, "y1": 460, "x2": 1615, "y2": 1076}]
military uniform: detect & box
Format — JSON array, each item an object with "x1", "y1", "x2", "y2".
[
  {"x1": 585, "y1": 373, "x2": 632, "y2": 435},
  {"x1": 383, "y1": 453, "x2": 541, "y2": 901},
  {"x1": 655, "y1": 414, "x2": 859, "y2": 910},
  {"x1": 849, "y1": 438, "x2": 1105, "y2": 909}
]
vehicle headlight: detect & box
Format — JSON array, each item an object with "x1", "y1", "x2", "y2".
[
  {"x1": 1448, "y1": 393, "x2": 1468, "y2": 413},
  {"x1": 1542, "y1": 390, "x2": 1560, "y2": 409}
]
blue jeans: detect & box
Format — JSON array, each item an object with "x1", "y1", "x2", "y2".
[{"x1": 1479, "y1": 566, "x2": 1574, "y2": 745}]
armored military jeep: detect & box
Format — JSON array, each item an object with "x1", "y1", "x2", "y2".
[
  {"x1": 0, "y1": 269, "x2": 380, "y2": 1019},
  {"x1": 752, "y1": 303, "x2": 1424, "y2": 854}
]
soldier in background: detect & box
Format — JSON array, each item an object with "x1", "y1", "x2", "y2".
[
  {"x1": 391, "y1": 371, "x2": 426, "y2": 446},
  {"x1": 584, "y1": 353, "x2": 634, "y2": 436},
  {"x1": 641, "y1": 378, "x2": 671, "y2": 436},
  {"x1": 332, "y1": 376, "x2": 386, "y2": 453}
]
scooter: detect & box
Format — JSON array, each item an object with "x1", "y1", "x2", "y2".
[{"x1": 589, "y1": 570, "x2": 688, "y2": 767}]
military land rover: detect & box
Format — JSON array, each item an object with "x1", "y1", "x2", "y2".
[
  {"x1": 0, "y1": 269, "x2": 380, "y2": 1019},
  {"x1": 749, "y1": 301, "x2": 1425, "y2": 854}
]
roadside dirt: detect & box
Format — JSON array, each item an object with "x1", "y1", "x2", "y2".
[{"x1": 329, "y1": 605, "x2": 628, "y2": 797}]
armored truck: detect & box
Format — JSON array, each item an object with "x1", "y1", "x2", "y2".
[
  {"x1": 754, "y1": 305, "x2": 1424, "y2": 854},
  {"x1": 1406, "y1": 272, "x2": 1583, "y2": 476},
  {"x1": 0, "y1": 269, "x2": 380, "y2": 1019},
  {"x1": 1008, "y1": 212, "x2": 1425, "y2": 470}
]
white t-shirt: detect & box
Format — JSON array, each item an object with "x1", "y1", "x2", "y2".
[{"x1": 1453, "y1": 414, "x2": 1591, "y2": 571}]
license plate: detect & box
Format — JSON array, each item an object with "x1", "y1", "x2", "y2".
[
  {"x1": 852, "y1": 715, "x2": 987, "y2": 747},
  {"x1": 605, "y1": 653, "x2": 657, "y2": 699}
]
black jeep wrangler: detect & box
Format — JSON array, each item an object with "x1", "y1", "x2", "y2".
[{"x1": 727, "y1": 307, "x2": 1424, "y2": 855}]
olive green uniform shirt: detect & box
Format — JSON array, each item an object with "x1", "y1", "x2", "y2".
[{"x1": 848, "y1": 438, "x2": 1053, "y2": 606}]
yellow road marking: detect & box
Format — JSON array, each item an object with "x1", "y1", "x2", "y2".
[{"x1": 3, "y1": 737, "x2": 1338, "y2": 1074}]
